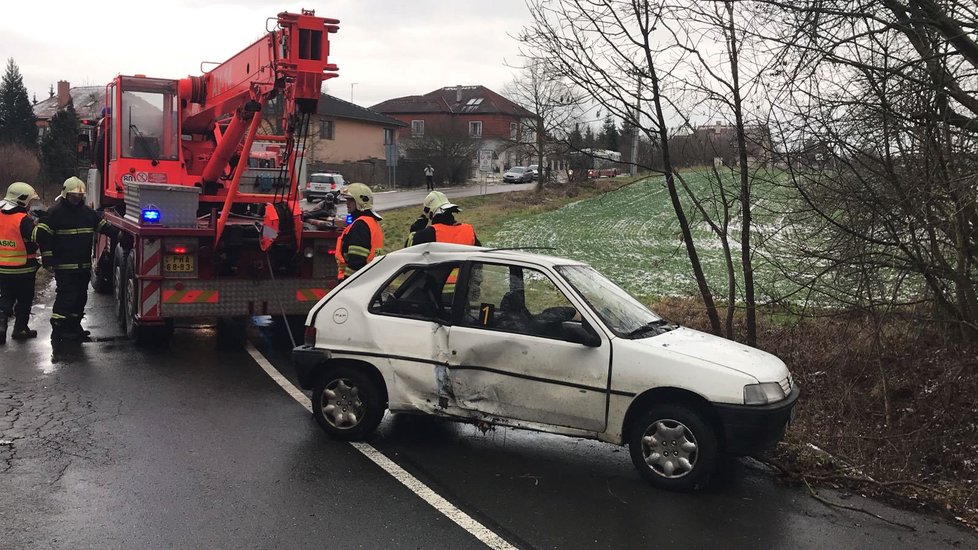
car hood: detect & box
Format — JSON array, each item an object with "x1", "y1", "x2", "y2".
[{"x1": 633, "y1": 327, "x2": 787, "y2": 382}]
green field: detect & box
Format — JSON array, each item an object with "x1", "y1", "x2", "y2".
[{"x1": 485, "y1": 173, "x2": 793, "y2": 303}]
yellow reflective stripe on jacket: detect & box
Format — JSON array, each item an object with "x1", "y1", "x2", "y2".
[
  {"x1": 0, "y1": 265, "x2": 39, "y2": 274},
  {"x1": 346, "y1": 244, "x2": 372, "y2": 258},
  {"x1": 53, "y1": 262, "x2": 92, "y2": 270},
  {"x1": 41, "y1": 251, "x2": 54, "y2": 257},
  {"x1": 52, "y1": 227, "x2": 95, "y2": 235},
  {"x1": 35, "y1": 223, "x2": 52, "y2": 235}
]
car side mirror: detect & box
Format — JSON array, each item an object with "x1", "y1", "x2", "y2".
[{"x1": 564, "y1": 320, "x2": 601, "y2": 347}]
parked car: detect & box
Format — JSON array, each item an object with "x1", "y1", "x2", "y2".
[
  {"x1": 304, "y1": 172, "x2": 346, "y2": 202},
  {"x1": 503, "y1": 166, "x2": 533, "y2": 184},
  {"x1": 527, "y1": 164, "x2": 540, "y2": 180},
  {"x1": 292, "y1": 244, "x2": 799, "y2": 491}
]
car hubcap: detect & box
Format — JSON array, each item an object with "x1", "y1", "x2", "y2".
[
  {"x1": 322, "y1": 379, "x2": 364, "y2": 429},
  {"x1": 641, "y1": 419, "x2": 698, "y2": 479}
]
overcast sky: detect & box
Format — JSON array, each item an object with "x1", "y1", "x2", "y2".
[{"x1": 1, "y1": 0, "x2": 533, "y2": 109}]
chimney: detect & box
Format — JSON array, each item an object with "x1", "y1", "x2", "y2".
[
  {"x1": 57, "y1": 81, "x2": 70, "y2": 108},
  {"x1": 456, "y1": 85, "x2": 462, "y2": 103}
]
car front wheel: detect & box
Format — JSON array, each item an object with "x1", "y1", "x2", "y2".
[
  {"x1": 312, "y1": 366, "x2": 385, "y2": 440},
  {"x1": 628, "y1": 403, "x2": 718, "y2": 491}
]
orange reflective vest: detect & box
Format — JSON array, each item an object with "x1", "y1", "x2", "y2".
[
  {"x1": 0, "y1": 212, "x2": 37, "y2": 274},
  {"x1": 432, "y1": 223, "x2": 477, "y2": 245},
  {"x1": 335, "y1": 215, "x2": 383, "y2": 279}
]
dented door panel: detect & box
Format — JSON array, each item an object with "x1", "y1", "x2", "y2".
[{"x1": 447, "y1": 326, "x2": 611, "y2": 431}]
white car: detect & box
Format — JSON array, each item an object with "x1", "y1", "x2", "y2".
[
  {"x1": 304, "y1": 172, "x2": 346, "y2": 202},
  {"x1": 293, "y1": 244, "x2": 798, "y2": 491}
]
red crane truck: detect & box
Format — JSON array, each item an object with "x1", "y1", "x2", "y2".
[{"x1": 86, "y1": 9, "x2": 343, "y2": 345}]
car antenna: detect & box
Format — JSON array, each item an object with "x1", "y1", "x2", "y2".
[{"x1": 481, "y1": 246, "x2": 556, "y2": 252}]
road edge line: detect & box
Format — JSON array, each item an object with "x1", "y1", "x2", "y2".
[{"x1": 244, "y1": 342, "x2": 517, "y2": 550}]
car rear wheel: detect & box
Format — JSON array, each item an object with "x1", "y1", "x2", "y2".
[
  {"x1": 628, "y1": 403, "x2": 718, "y2": 492},
  {"x1": 312, "y1": 366, "x2": 385, "y2": 440}
]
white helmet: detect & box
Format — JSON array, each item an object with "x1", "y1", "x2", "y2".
[
  {"x1": 422, "y1": 190, "x2": 459, "y2": 219},
  {"x1": 2, "y1": 181, "x2": 39, "y2": 210},
  {"x1": 61, "y1": 176, "x2": 86, "y2": 198}
]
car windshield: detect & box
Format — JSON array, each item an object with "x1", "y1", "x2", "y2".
[
  {"x1": 310, "y1": 174, "x2": 335, "y2": 184},
  {"x1": 556, "y1": 264, "x2": 665, "y2": 337},
  {"x1": 510, "y1": 167, "x2": 526, "y2": 173}
]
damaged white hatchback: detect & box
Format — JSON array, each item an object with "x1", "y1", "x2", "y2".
[{"x1": 293, "y1": 243, "x2": 799, "y2": 491}]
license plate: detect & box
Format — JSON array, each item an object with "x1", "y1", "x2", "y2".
[{"x1": 164, "y1": 254, "x2": 195, "y2": 273}]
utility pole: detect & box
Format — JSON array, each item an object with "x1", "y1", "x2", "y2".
[
  {"x1": 350, "y1": 82, "x2": 359, "y2": 103},
  {"x1": 631, "y1": 77, "x2": 641, "y2": 176}
]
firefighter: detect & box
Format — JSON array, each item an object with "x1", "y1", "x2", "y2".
[
  {"x1": 0, "y1": 182, "x2": 41, "y2": 344},
  {"x1": 407, "y1": 191, "x2": 480, "y2": 247},
  {"x1": 35, "y1": 177, "x2": 119, "y2": 341},
  {"x1": 335, "y1": 183, "x2": 383, "y2": 279}
]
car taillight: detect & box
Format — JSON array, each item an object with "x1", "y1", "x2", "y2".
[
  {"x1": 304, "y1": 326, "x2": 316, "y2": 346},
  {"x1": 305, "y1": 182, "x2": 311, "y2": 190}
]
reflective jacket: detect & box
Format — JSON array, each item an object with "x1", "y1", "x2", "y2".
[
  {"x1": 35, "y1": 199, "x2": 118, "y2": 271},
  {"x1": 0, "y1": 208, "x2": 39, "y2": 275},
  {"x1": 335, "y1": 211, "x2": 383, "y2": 279}
]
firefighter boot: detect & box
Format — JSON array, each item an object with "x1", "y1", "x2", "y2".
[
  {"x1": 0, "y1": 314, "x2": 8, "y2": 345},
  {"x1": 51, "y1": 319, "x2": 80, "y2": 342},
  {"x1": 11, "y1": 325, "x2": 38, "y2": 339}
]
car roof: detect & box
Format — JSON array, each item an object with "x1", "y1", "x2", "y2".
[
  {"x1": 386, "y1": 242, "x2": 588, "y2": 268},
  {"x1": 310, "y1": 172, "x2": 343, "y2": 176}
]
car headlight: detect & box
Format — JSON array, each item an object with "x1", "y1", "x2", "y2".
[{"x1": 743, "y1": 382, "x2": 786, "y2": 405}]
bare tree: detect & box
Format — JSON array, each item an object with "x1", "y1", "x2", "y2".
[
  {"x1": 522, "y1": 0, "x2": 724, "y2": 334},
  {"x1": 757, "y1": 0, "x2": 978, "y2": 338},
  {"x1": 505, "y1": 61, "x2": 586, "y2": 191}
]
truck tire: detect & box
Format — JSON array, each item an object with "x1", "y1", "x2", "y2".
[
  {"x1": 628, "y1": 403, "x2": 718, "y2": 492},
  {"x1": 112, "y1": 245, "x2": 128, "y2": 324},
  {"x1": 124, "y1": 253, "x2": 171, "y2": 346},
  {"x1": 91, "y1": 244, "x2": 112, "y2": 294},
  {"x1": 312, "y1": 366, "x2": 385, "y2": 441}
]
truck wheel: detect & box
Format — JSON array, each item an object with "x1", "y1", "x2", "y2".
[
  {"x1": 628, "y1": 403, "x2": 718, "y2": 492},
  {"x1": 113, "y1": 245, "x2": 128, "y2": 324},
  {"x1": 91, "y1": 247, "x2": 112, "y2": 294},
  {"x1": 312, "y1": 366, "x2": 385, "y2": 441},
  {"x1": 124, "y1": 253, "x2": 170, "y2": 346}
]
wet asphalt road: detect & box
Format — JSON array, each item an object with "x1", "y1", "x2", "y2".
[{"x1": 3, "y1": 285, "x2": 977, "y2": 548}]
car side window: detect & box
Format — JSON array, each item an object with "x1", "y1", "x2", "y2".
[
  {"x1": 460, "y1": 262, "x2": 583, "y2": 341},
  {"x1": 369, "y1": 263, "x2": 459, "y2": 322}
]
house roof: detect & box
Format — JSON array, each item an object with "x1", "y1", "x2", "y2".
[
  {"x1": 33, "y1": 86, "x2": 104, "y2": 121},
  {"x1": 319, "y1": 94, "x2": 407, "y2": 127},
  {"x1": 370, "y1": 85, "x2": 536, "y2": 118}
]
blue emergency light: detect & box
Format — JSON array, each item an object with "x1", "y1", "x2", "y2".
[
  {"x1": 345, "y1": 213, "x2": 353, "y2": 225},
  {"x1": 142, "y1": 208, "x2": 161, "y2": 223}
]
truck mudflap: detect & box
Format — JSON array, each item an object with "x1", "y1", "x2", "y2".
[{"x1": 158, "y1": 279, "x2": 334, "y2": 316}]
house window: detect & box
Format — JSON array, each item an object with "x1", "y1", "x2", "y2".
[
  {"x1": 384, "y1": 128, "x2": 394, "y2": 145},
  {"x1": 469, "y1": 121, "x2": 483, "y2": 138},
  {"x1": 510, "y1": 122, "x2": 518, "y2": 140},
  {"x1": 320, "y1": 119, "x2": 334, "y2": 140},
  {"x1": 411, "y1": 120, "x2": 425, "y2": 137}
]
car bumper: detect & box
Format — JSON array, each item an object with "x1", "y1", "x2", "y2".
[
  {"x1": 714, "y1": 385, "x2": 800, "y2": 455},
  {"x1": 292, "y1": 345, "x2": 332, "y2": 390},
  {"x1": 305, "y1": 190, "x2": 338, "y2": 200}
]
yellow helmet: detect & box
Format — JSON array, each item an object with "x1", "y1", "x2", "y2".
[
  {"x1": 61, "y1": 176, "x2": 86, "y2": 198},
  {"x1": 339, "y1": 182, "x2": 373, "y2": 211},
  {"x1": 3, "y1": 181, "x2": 39, "y2": 209},
  {"x1": 422, "y1": 190, "x2": 459, "y2": 219}
]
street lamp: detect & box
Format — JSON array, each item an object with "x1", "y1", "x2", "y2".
[{"x1": 350, "y1": 82, "x2": 359, "y2": 103}]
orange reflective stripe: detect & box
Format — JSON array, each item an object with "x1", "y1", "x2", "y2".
[
  {"x1": 162, "y1": 290, "x2": 220, "y2": 303},
  {"x1": 433, "y1": 223, "x2": 476, "y2": 245},
  {"x1": 296, "y1": 288, "x2": 327, "y2": 301}
]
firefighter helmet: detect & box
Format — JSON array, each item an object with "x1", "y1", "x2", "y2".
[
  {"x1": 422, "y1": 190, "x2": 459, "y2": 219},
  {"x1": 339, "y1": 183, "x2": 374, "y2": 211},
  {"x1": 61, "y1": 176, "x2": 87, "y2": 198},
  {"x1": 2, "y1": 181, "x2": 39, "y2": 209}
]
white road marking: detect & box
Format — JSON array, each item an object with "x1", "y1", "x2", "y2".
[{"x1": 244, "y1": 342, "x2": 516, "y2": 550}]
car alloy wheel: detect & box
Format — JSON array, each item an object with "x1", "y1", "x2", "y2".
[
  {"x1": 321, "y1": 378, "x2": 365, "y2": 430},
  {"x1": 640, "y1": 418, "x2": 698, "y2": 478},
  {"x1": 628, "y1": 403, "x2": 717, "y2": 491}
]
